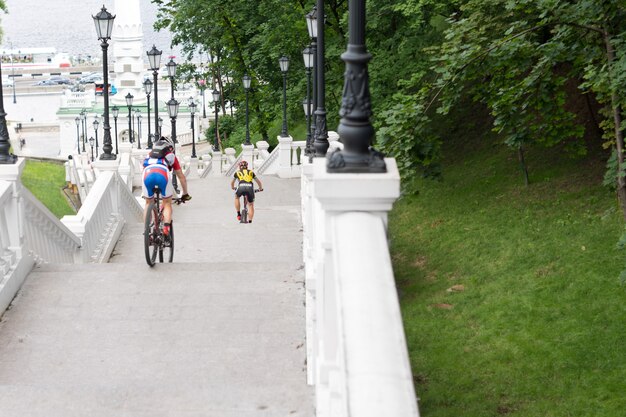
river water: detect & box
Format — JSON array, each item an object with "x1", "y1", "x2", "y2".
[{"x1": 0, "y1": 0, "x2": 181, "y2": 60}]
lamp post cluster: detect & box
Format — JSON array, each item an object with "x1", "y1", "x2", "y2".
[{"x1": 304, "y1": 4, "x2": 329, "y2": 158}]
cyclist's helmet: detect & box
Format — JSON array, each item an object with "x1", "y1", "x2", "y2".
[
  {"x1": 239, "y1": 160, "x2": 248, "y2": 169},
  {"x1": 153, "y1": 137, "x2": 174, "y2": 153}
]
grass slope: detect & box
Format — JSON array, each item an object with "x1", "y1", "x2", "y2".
[
  {"x1": 21, "y1": 160, "x2": 75, "y2": 218},
  {"x1": 390, "y1": 143, "x2": 626, "y2": 416}
]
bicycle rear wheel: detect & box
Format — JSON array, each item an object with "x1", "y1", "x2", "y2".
[
  {"x1": 159, "y1": 221, "x2": 174, "y2": 263},
  {"x1": 144, "y1": 201, "x2": 159, "y2": 266},
  {"x1": 241, "y1": 199, "x2": 248, "y2": 223}
]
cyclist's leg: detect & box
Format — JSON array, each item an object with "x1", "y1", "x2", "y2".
[
  {"x1": 141, "y1": 172, "x2": 158, "y2": 221},
  {"x1": 162, "y1": 170, "x2": 175, "y2": 225},
  {"x1": 162, "y1": 197, "x2": 173, "y2": 224},
  {"x1": 247, "y1": 190, "x2": 255, "y2": 221},
  {"x1": 234, "y1": 194, "x2": 241, "y2": 212}
]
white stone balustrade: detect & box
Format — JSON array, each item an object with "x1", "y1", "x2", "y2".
[{"x1": 303, "y1": 158, "x2": 420, "y2": 417}]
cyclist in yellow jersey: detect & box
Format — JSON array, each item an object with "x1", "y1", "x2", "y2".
[{"x1": 231, "y1": 160, "x2": 263, "y2": 223}]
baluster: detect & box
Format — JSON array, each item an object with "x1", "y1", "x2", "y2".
[{"x1": 291, "y1": 145, "x2": 298, "y2": 166}]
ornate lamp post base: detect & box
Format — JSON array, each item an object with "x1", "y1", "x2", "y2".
[
  {"x1": 327, "y1": 147, "x2": 386, "y2": 173},
  {"x1": 327, "y1": 1, "x2": 386, "y2": 174}
]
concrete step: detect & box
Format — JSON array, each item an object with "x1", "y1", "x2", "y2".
[{"x1": 0, "y1": 261, "x2": 312, "y2": 416}]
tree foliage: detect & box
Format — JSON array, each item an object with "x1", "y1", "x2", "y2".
[{"x1": 151, "y1": 0, "x2": 626, "y2": 216}]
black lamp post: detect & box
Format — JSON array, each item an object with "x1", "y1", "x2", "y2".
[
  {"x1": 327, "y1": 0, "x2": 386, "y2": 172},
  {"x1": 89, "y1": 136, "x2": 95, "y2": 162},
  {"x1": 143, "y1": 78, "x2": 153, "y2": 148},
  {"x1": 167, "y1": 98, "x2": 179, "y2": 144},
  {"x1": 212, "y1": 89, "x2": 220, "y2": 151},
  {"x1": 198, "y1": 79, "x2": 207, "y2": 118},
  {"x1": 166, "y1": 58, "x2": 178, "y2": 144},
  {"x1": 147, "y1": 45, "x2": 162, "y2": 138},
  {"x1": 167, "y1": 98, "x2": 180, "y2": 193},
  {"x1": 112, "y1": 105, "x2": 119, "y2": 154},
  {"x1": 303, "y1": 46, "x2": 314, "y2": 155},
  {"x1": 0, "y1": 53, "x2": 17, "y2": 163},
  {"x1": 136, "y1": 111, "x2": 142, "y2": 149},
  {"x1": 92, "y1": 5, "x2": 116, "y2": 160},
  {"x1": 125, "y1": 93, "x2": 133, "y2": 143},
  {"x1": 93, "y1": 116, "x2": 100, "y2": 157},
  {"x1": 306, "y1": 7, "x2": 318, "y2": 146},
  {"x1": 310, "y1": 2, "x2": 329, "y2": 157},
  {"x1": 80, "y1": 110, "x2": 87, "y2": 152},
  {"x1": 8, "y1": 42, "x2": 16, "y2": 104},
  {"x1": 75, "y1": 117, "x2": 81, "y2": 153},
  {"x1": 189, "y1": 98, "x2": 197, "y2": 158},
  {"x1": 243, "y1": 75, "x2": 251, "y2": 146},
  {"x1": 279, "y1": 56, "x2": 289, "y2": 137}
]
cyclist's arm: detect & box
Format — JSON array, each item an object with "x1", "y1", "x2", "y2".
[
  {"x1": 174, "y1": 169, "x2": 188, "y2": 195},
  {"x1": 254, "y1": 177, "x2": 263, "y2": 190},
  {"x1": 231, "y1": 178, "x2": 237, "y2": 190}
]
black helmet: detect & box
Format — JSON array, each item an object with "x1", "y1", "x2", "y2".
[{"x1": 239, "y1": 160, "x2": 248, "y2": 169}]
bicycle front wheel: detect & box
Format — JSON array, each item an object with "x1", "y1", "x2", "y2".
[
  {"x1": 144, "y1": 201, "x2": 159, "y2": 267},
  {"x1": 159, "y1": 221, "x2": 174, "y2": 263}
]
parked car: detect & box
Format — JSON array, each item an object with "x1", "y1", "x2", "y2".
[
  {"x1": 35, "y1": 79, "x2": 60, "y2": 86},
  {"x1": 48, "y1": 75, "x2": 71, "y2": 85},
  {"x1": 78, "y1": 72, "x2": 103, "y2": 84}
]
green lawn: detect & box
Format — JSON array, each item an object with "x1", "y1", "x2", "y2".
[
  {"x1": 390, "y1": 143, "x2": 626, "y2": 416},
  {"x1": 21, "y1": 160, "x2": 75, "y2": 218}
]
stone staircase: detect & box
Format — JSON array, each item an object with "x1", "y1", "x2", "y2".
[{"x1": 0, "y1": 176, "x2": 313, "y2": 416}]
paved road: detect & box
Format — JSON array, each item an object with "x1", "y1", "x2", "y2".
[{"x1": 0, "y1": 175, "x2": 313, "y2": 416}]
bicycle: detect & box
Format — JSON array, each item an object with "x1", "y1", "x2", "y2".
[
  {"x1": 239, "y1": 189, "x2": 262, "y2": 224},
  {"x1": 144, "y1": 186, "x2": 174, "y2": 266}
]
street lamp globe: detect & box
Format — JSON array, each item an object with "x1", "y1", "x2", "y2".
[
  {"x1": 302, "y1": 47, "x2": 314, "y2": 68},
  {"x1": 305, "y1": 7, "x2": 318, "y2": 39},
  {"x1": 166, "y1": 58, "x2": 177, "y2": 78},
  {"x1": 147, "y1": 45, "x2": 162, "y2": 71},
  {"x1": 112, "y1": 106, "x2": 119, "y2": 118},
  {"x1": 189, "y1": 101, "x2": 196, "y2": 116},
  {"x1": 75, "y1": 117, "x2": 80, "y2": 127},
  {"x1": 167, "y1": 98, "x2": 180, "y2": 119},
  {"x1": 92, "y1": 5, "x2": 115, "y2": 41},
  {"x1": 125, "y1": 93, "x2": 134, "y2": 107},
  {"x1": 88, "y1": 137, "x2": 95, "y2": 147},
  {"x1": 302, "y1": 98, "x2": 312, "y2": 117},
  {"x1": 143, "y1": 78, "x2": 153, "y2": 95},
  {"x1": 212, "y1": 89, "x2": 220, "y2": 103},
  {"x1": 243, "y1": 74, "x2": 251, "y2": 90},
  {"x1": 279, "y1": 56, "x2": 290, "y2": 73},
  {"x1": 93, "y1": 117, "x2": 99, "y2": 131}
]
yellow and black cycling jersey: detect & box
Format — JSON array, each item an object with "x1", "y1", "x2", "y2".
[{"x1": 234, "y1": 169, "x2": 255, "y2": 183}]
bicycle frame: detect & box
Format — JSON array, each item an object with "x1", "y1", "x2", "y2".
[{"x1": 144, "y1": 186, "x2": 174, "y2": 266}]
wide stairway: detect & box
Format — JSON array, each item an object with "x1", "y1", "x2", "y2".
[{"x1": 0, "y1": 176, "x2": 313, "y2": 416}]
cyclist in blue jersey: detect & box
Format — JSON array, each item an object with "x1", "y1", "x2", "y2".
[{"x1": 142, "y1": 137, "x2": 191, "y2": 238}]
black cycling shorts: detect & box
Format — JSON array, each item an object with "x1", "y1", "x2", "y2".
[{"x1": 236, "y1": 183, "x2": 255, "y2": 203}]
